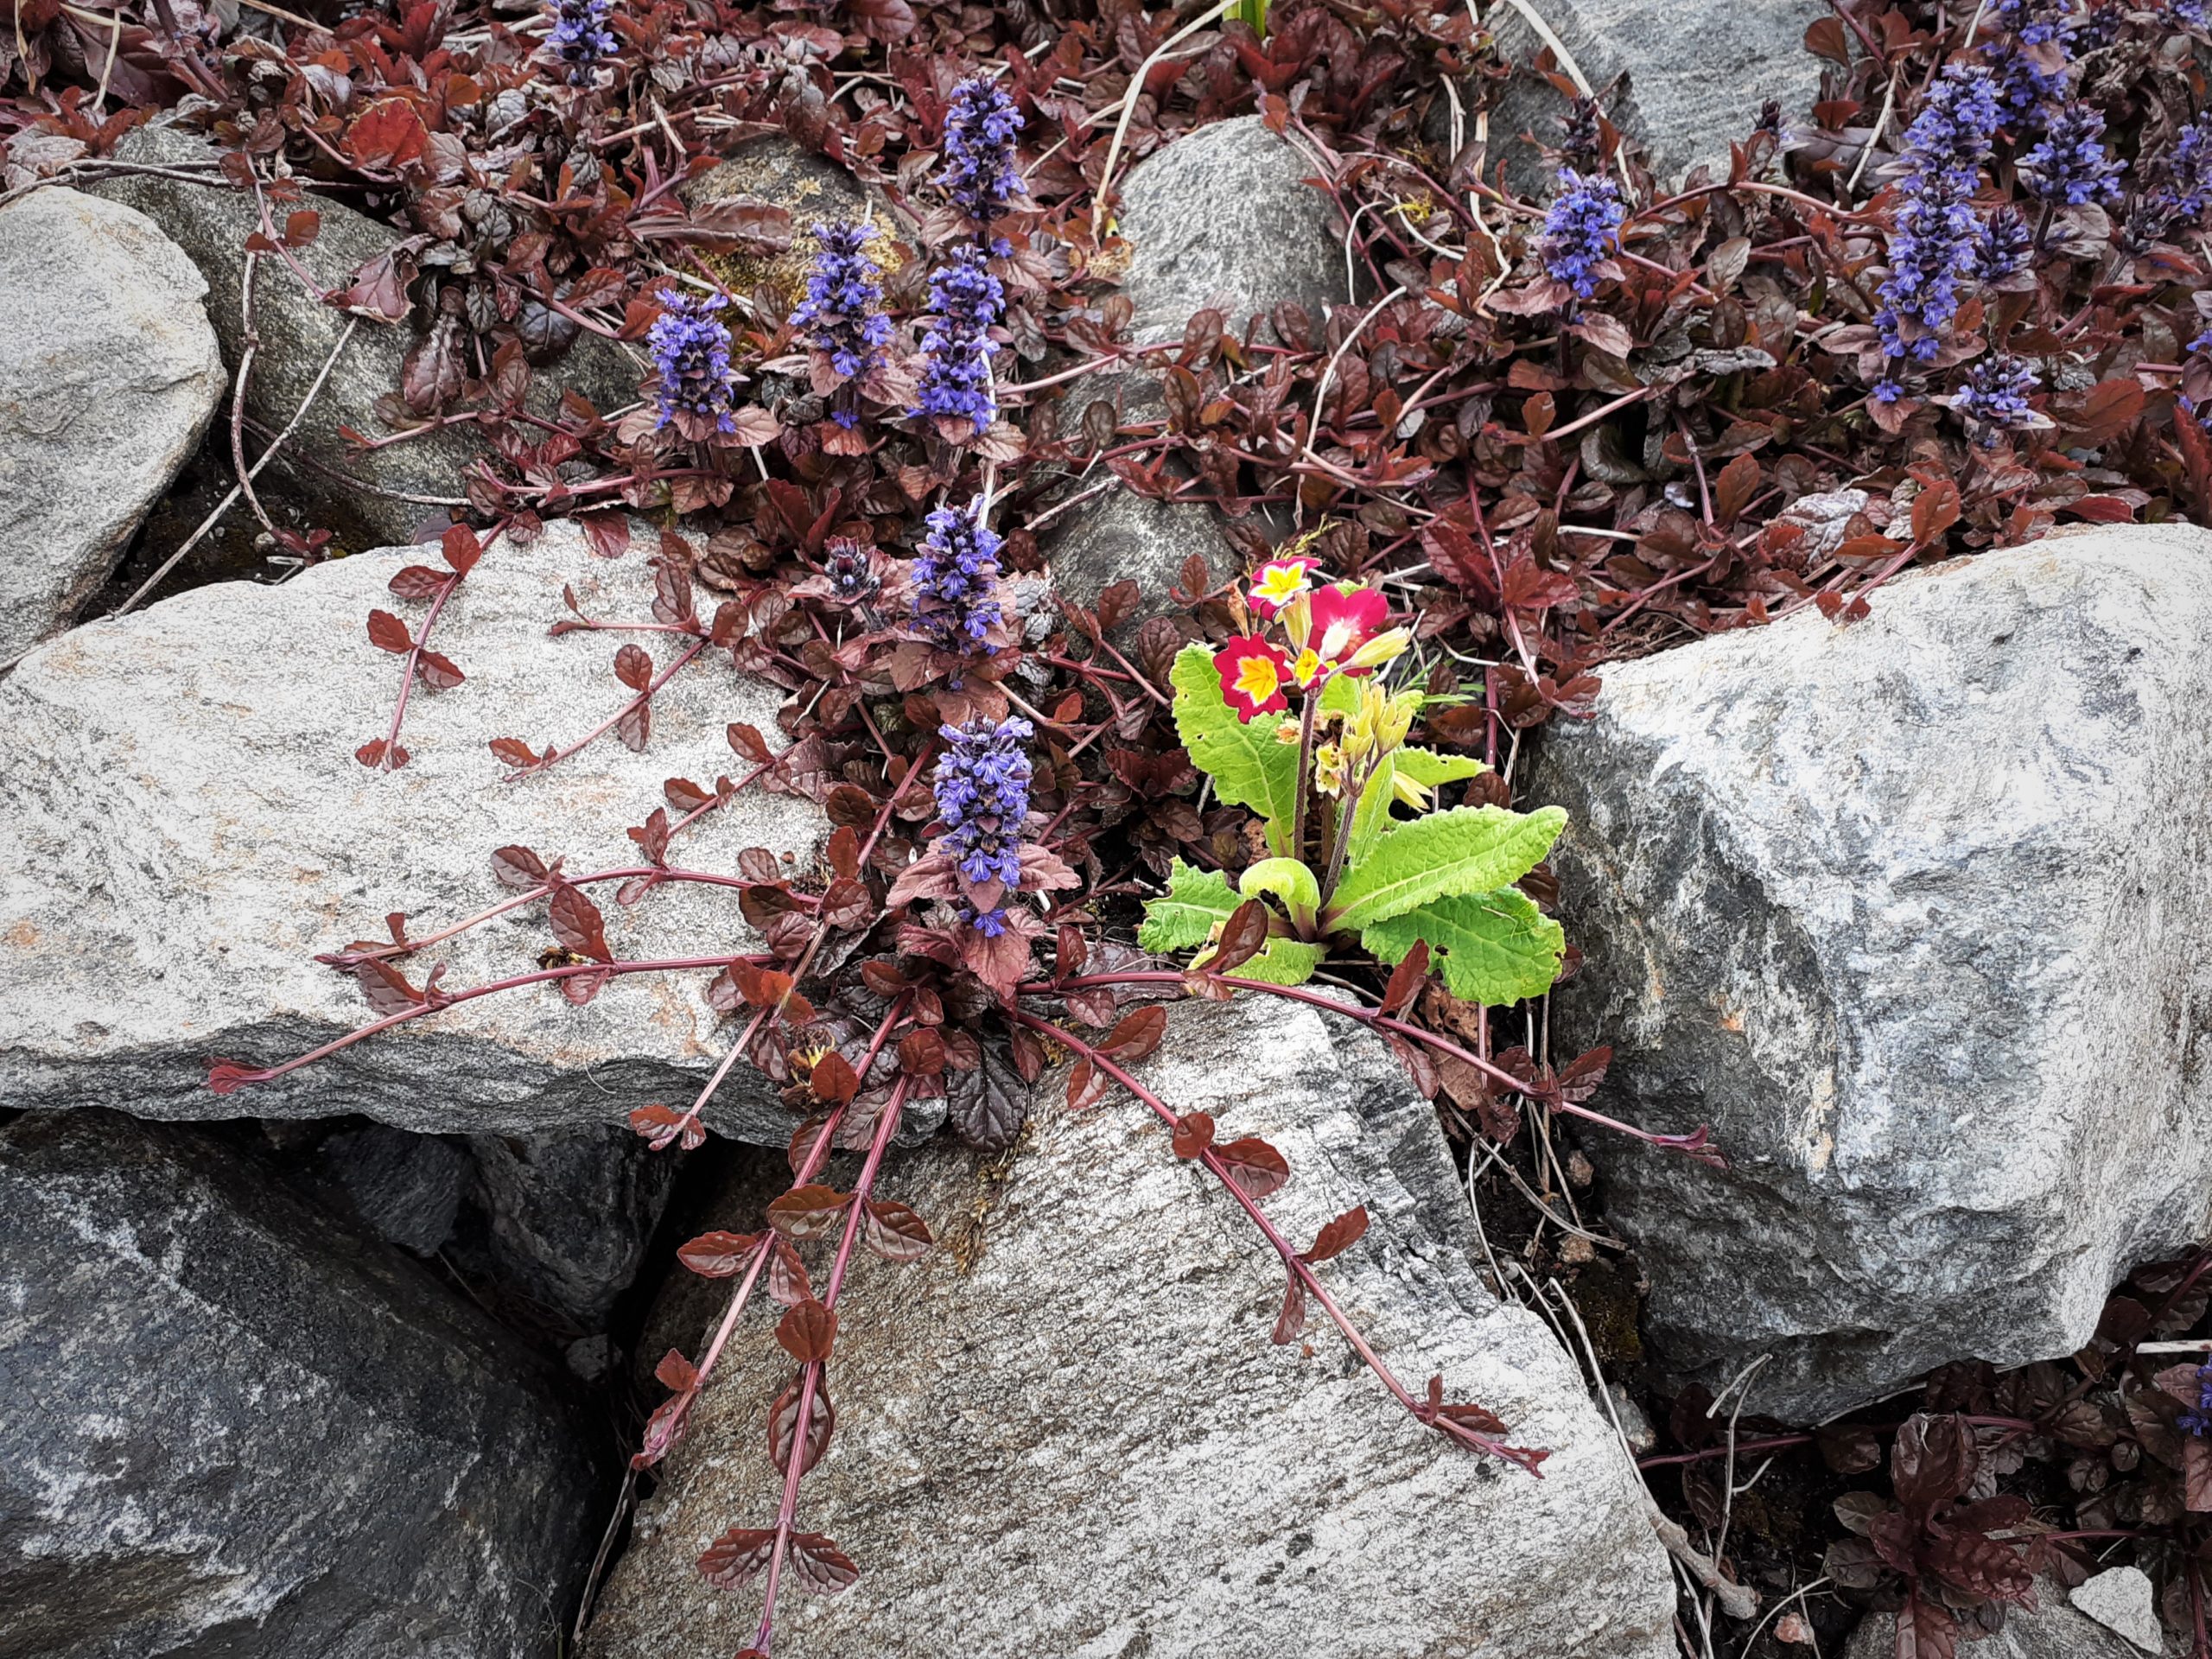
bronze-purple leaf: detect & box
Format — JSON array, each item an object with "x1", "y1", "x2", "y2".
[
  {"x1": 548, "y1": 883, "x2": 611, "y2": 962},
  {"x1": 789, "y1": 1531, "x2": 861, "y2": 1595},
  {"x1": 697, "y1": 1526, "x2": 778, "y2": 1591},
  {"x1": 677, "y1": 1230, "x2": 761, "y2": 1278},
  {"x1": 861, "y1": 1198, "x2": 933, "y2": 1262},
  {"x1": 1215, "y1": 1135, "x2": 1289, "y2": 1199},
  {"x1": 767, "y1": 1376, "x2": 835, "y2": 1475}
]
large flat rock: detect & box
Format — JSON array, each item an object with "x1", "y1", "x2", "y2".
[
  {"x1": 0, "y1": 1109, "x2": 598, "y2": 1658},
  {"x1": 0, "y1": 520, "x2": 824, "y2": 1142},
  {"x1": 0, "y1": 188, "x2": 222, "y2": 660},
  {"x1": 1462, "y1": 0, "x2": 1828, "y2": 188},
  {"x1": 585, "y1": 995, "x2": 1676, "y2": 1659},
  {"x1": 92, "y1": 121, "x2": 640, "y2": 551},
  {"x1": 1533, "y1": 525, "x2": 2212, "y2": 1421}
]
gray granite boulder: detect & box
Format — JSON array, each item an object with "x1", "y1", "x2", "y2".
[
  {"x1": 0, "y1": 1109, "x2": 598, "y2": 1659},
  {"x1": 1843, "y1": 1574, "x2": 2167, "y2": 1658},
  {"x1": 457, "y1": 1125, "x2": 682, "y2": 1328},
  {"x1": 1467, "y1": 0, "x2": 1828, "y2": 188},
  {"x1": 1533, "y1": 525, "x2": 2212, "y2": 1422},
  {"x1": 321, "y1": 1122, "x2": 472, "y2": 1254},
  {"x1": 0, "y1": 519, "x2": 823, "y2": 1143},
  {"x1": 584, "y1": 994, "x2": 1676, "y2": 1659},
  {"x1": 1050, "y1": 117, "x2": 1347, "y2": 613},
  {"x1": 0, "y1": 188, "x2": 223, "y2": 660},
  {"x1": 1117, "y1": 113, "x2": 1346, "y2": 347},
  {"x1": 92, "y1": 120, "x2": 640, "y2": 550}
]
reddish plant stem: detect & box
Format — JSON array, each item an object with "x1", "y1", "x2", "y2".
[
  {"x1": 211, "y1": 953, "x2": 767, "y2": 1092},
  {"x1": 372, "y1": 522, "x2": 504, "y2": 772},
  {"x1": 507, "y1": 636, "x2": 709, "y2": 780},
  {"x1": 1031, "y1": 971, "x2": 1719, "y2": 1161},
  {"x1": 1015, "y1": 1011, "x2": 1548, "y2": 1475},
  {"x1": 656, "y1": 741, "x2": 935, "y2": 1149},
  {"x1": 323, "y1": 753, "x2": 783, "y2": 968},
  {"x1": 752, "y1": 1073, "x2": 912, "y2": 1654}
]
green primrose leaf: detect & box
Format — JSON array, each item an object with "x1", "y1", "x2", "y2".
[
  {"x1": 1138, "y1": 860, "x2": 1241, "y2": 953},
  {"x1": 1392, "y1": 746, "x2": 1486, "y2": 789},
  {"x1": 1345, "y1": 752, "x2": 1398, "y2": 868},
  {"x1": 1205, "y1": 934, "x2": 1323, "y2": 986},
  {"x1": 1170, "y1": 645, "x2": 1298, "y2": 857},
  {"x1": 1239, "y1": 857, "x2": 1320, "y2": 927},
  {"x1": 1360, "y1": 887, "x2": 1566, "y2": 1007},
  {"x1": 1323, "y1": 804, "x2": 1567, "y2": 931}
]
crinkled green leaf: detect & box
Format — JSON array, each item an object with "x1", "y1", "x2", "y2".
[
  {"x1": 1205, "y1": 934, "x2": 1325, "y2": 986},
  {"x1": 1240, "y1": 857, "x2": 1319, "y2": 924},
  {"x1": 1393, "y1": 746, "x2": 1485, "y2": 789},
  {"x1": 1138, "y1": 859, "x2": 1240, "y2": 952},
  {"x1": 1170, "y1": 645, "x2": 1297, "y2": 856},
  {"x1": 1345, "y1": 753, "x2": 1397, "y2": 868},
  {"x1": 1324, "y1": 804, "x2": 1566, "y2": 931},
  {"x1": 1361, "y1": 887, "x2": 1565, "y2": 1006}
]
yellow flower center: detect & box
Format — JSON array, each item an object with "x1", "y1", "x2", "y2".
[{"x1": 1233, "y1": 654, "x2": 1282, "y2": 705}]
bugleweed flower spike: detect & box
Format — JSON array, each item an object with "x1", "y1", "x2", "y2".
[
  {"x1": 938, "y1": 75, "x2": 1025, "y2": 239},
  {"x1": 791, "y1": 221, "x2": 891, "y2": 409},
  {"x1": 646, "y1": 290, "x2": 737, "y2": 436},
  {"x1": 912, "y1": 243, "x2": 1004, "y2": 439},
  {"x1": 543, "y1": 0, "x2": 617, "y2": 84},
  {"x1": 912, "y1": 497, "x2": 1005, "y2": 648},
  {"x1": 931, "y1": 716, "x2": 1033, "y2": 934},
  {"x1": 1538, "y1": 168, "x2": 1624, "y2": 300}
]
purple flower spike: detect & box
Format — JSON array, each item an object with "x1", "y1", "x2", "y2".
[
  {"x1": 1538, "y1": 168, "x2": 1624, "y2": 300},
  {"x1": 1951, "y1": 355, "x2": 2040, "y2": 444},
  {"x1": 791, "y1": 221, "x2": 893, "y2": 385},
  {"x1": 932, "y1": 716, "x2": 1034, "y2": 931},
  {"x1": 912, "y1": 497, "x2": 1004, "y2": 648},
  {"x1": 646, "y1": 289, "x2": 737, "y2": 435},
  {"x1": 543, "y1": 0, "x2": 618, "y2": 86},
  {"x1": 1873, "y1": 67, "x2": 2000, "y2": 383},
  {"x1": 912, "y1": 244, "x2": 1004, "y2": 438},
  {"x1": 2023, "y1": 103, "x2": 2126, "y2": 206},
  {"x1": 938, "y1": 76, "x2": 1026, "y2": 234}
]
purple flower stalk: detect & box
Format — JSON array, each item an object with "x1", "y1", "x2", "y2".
[
  {"x1": 1874, "y1": 68, "x2": 2001, "y2": 391},
  {"x1": 2127, "y1": 113, "x2": 2212, "y2": 250},
  {"x1": 543, "y1": 0, "x2": 617, "y2": 85},
  {"x1": 2180, "y1": 1365, "x2": 2212, "y2": 1436},
  {"x1": 791, "y1": 222, "x2": 893, "y2": 388},
  {"x1": 2023, "y1": 103, "x2": 2125, "y2": 205},
  {"x1": 1974, "y1": 207, "x2": 2032, "y2": 281},
  {"x1": 646, "y1": 290, "x2": 736, "y2": 434},
  {"x1": 938, "y1": 76, "x2": 1025, "y2": 232},
  {"x1": 912, "y1": 244, "x2": 1003, "y2": 437},
  {"x1": 932, "y1": 716, "x2": 1034, "y2": 933},
  {"x1": 912, "y1": 497, "x2": 1004, "y2": 648},
  {"x1": 1952, "y1": 354, "x2": 2040, "y2": 443},
  {"x1": 1538, "y1": 167, "x2": 1625, "y2": 300}
]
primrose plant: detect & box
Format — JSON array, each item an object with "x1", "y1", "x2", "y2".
[{"x1": 1140, "y1": 556, "x2": 1568, "y2": 1009}]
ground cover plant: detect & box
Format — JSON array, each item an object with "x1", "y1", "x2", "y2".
[{"x1": 5, "y1": 0, "x2": 2212, "y2": 1649}]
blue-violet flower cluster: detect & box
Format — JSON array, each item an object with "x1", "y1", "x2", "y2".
[
  {"x1": 938, "y1": 76, "x2": 1025, "y2": 234},
  {"x1": 933, "y1": 716, "x2": 1033, "y2": 934},
  {"x1": 791, "y1": 222, "x2": 892, "y2": 389},
  {"x1": 1974, "y1": 207, "x2": 2032, "y2": 282},
  {"x1": 912, "y1": 498, "x2": 1004, "y2": 646},
  {"x1": 1538, "y1": 168, "x2": 1624, "y2": 300},
  {"x1": 2023, "y1": 103, "x2": 2125, "y2": 204},
  {"x1": 2179, "y1": 1365, "x2": 2212, "y2": 1436},
  {"x1": 1951, "y1": 354, "x2": 2040, "y2": 443},
  {"x1": 646, "y1": 290, "x2": 736, "y2": 434},
  {"x1": 543, "y1": 0, "x2": 617, "y2": 85},
  {"x1": 1873, "y1": 68, "x2": 2000, "y2": 391},
  {"x1": 912, "y1": 243, "x2": 1003, "y2": 437}
]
